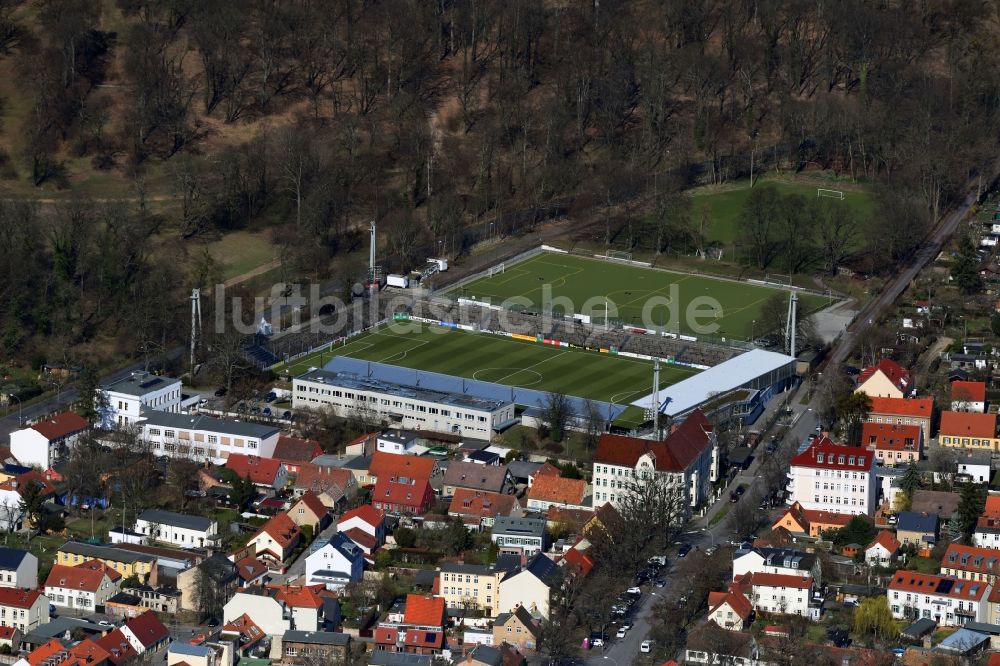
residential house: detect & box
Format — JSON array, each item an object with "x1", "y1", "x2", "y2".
[
  {"x1": 10, "y1": 412, "x2": 89, "y2": 469},
  {"x1": 888, "y1": 571, "x2": 991, "y2": 625},
  {"x1": 233, "y1": 556, "x2": 269, "y2": 588},
  {"x1": 771, "y1": 502, "x2": 854, "y2": 538},
  {"x1": 345, "y1": 432, "x2": 378, "y2": 457},
  {"x1": 373, "y1": 594, "x2": 447, "y2": 656},
  {"x1": 222, "y1": 585, "x2": 326, "y2": 636},
  {"x1": 281, "y1": 630, "x2": 350, "y2": 665},
  {"x1": 866, "y1": 397, "x2": 934, "y2": 441},
  {"x1": 956, "y1": 451, "x2": 992, "y2": 483},
  {"x1": 862, "y1": 423, "x2": 923, "y2": 467},
  {"x1": 134, "y1": 510, "x2": 218, "y2": 549},
  {"x1": 377, "y1": 431, "x2": 424, "y2": 455},
  {"x1": 0, "y1": 548, "x2": 37, "y2": 589},
  {"x1": 56, "y1": 542, "x2": 156, "y2": 584},
  {"x1": 741, "y1": 572, "x2": 814, "y2": 618},
  {"x1": 488, "y1": 610, "x2": 537, "y2": 654},
  {"x1": 138, "y1": 411, "x2": 280, "y2": 461},
  {"x1": 442, "y1": 462, "x2": 514, "y2": 497},
  {"x1": 707, "y1": 582, "x2": 754, "y2": 631},
  {"x1": 939, "y1": 412, "x2": 1000, "y2": 452},
  {"x1": 287, "y1": 491, "x2": 330, "y2": 533},
  {"x1": 897, "y1": 512, "x2": 939, "y2": 553},
  {"x1": 952, "y1": 381, "x2": 987, "y2": 413},
  {"x1": 592, "y1": 410, "x2": 717, "y2": 510},
  {"x1": 975, "y1": 496, "x2": 1000, "y2": 548},
  {"x1": 44, "y1": 562, "x2": 119, "y2": 610},
  {"x1": 438, "y1": 556, "x2": 520, "y2": 615},
  {"x1": 941, "y1": 544, "x2": 1000, "y2": 584},
  {"x1": 528, "y1": 464, "x2": 561, "y2": 488},
  {"x1": 269, "y1": 584, "x2": 328, "y2": 633},
  {"x1": 785, "y1": 438, "x2": 877, "y2": 516},
  {"x1": 94, "y1": 628, "x2": 139, "y2": 665},
  {"x1": 293, "y1": 464, "x2": 356, "y2": 509},
  {"x1": 304, "y1": 533, "x2": 365, "y2": 590},
  {"x1": 866, "y1": 531, "x2": 901, "y2": 567},
  {"x1": 120, "y1": 610, "x2": 170, "y2": 654},
  {"x1": 105, "y1": 591, "x2": 147, "y2": 618},
  {"x1": 98, "y1": 371, "x2": 182, "y2": 428},
  {"x1": 272, "y1": 435, "x2": 323, "y2": 474},
  {"x1": 221, "y1": 613, "x2": 267, "y2": 658},
  {"x1": 0, "y1": 588, "x2": 48, "y2": 632},
  {"x1": 369, "y1": 452, "x2": 437, "y2": 485},
  {"x1": 497, "y1": 554, "x2": 558, "y2": 618},
  {"x1": 856, "y1": 359, "x2": 912, "y2": 399},
  {"x1": 337, "y1": 504, "x2": 387, "y2": 557},
  {"x1": 225, "y1": 454, "x2": 289, "y2": 491},
  {"x1": 372, "y1": 475, "x2": 435, "y2": 515},
  {"x1": 448, "y1": 490, "x2": 522, "y2": 530},
  {"x1": 525, "y1": 476, "x2": 588, "y2": 511},
  {"x1": 248, "y1": 513, "x2": 302, "y2": 567},
  {"x1": 491, "y1": 516, "x2": 547, "y2": 557},
  {"x1": 176, "y1": 554, "x2": 239, "y2": 612},
  {"x1": 732, "y1": 547, "x2": 821, "y2": 583}
]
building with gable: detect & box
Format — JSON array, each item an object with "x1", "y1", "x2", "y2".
[
  {"x1": 0, "y1": 547, "x2": 37, "y2": 589},
  {"x1": 862, "y1": 422, "x2": 922, "y2": 467},
  {"x1": 887, "y1": 571, "x2": 991, "y2": 625},
  {"x1": 442, "y1": 462, "x2": 514, "y2": 497},
  {"x1": 707, "y1": 582, "x2": 754, "y2": 631},
  {"x1": 525, "y1": 476, "x2": 588, "y2": 511},
  {"x1": 448, "y1": 490, "x2": 522, "y2": 530},
  {"x1": 10, "y1": 412, "x2": 89, "y2": 469},
  {"x1": 44, "y1": 562, "x2": 119, "y2": 610},
  {"x1": 0, "y1": 588, "x2": 48, "y2": 632},
  {"x1": 856, "y1": 359, "x2": 913, "y2": 399},
  {"x1": 591, "y1": 410, "x2": 717, "y2": 510},
  {"x1": 225, "y1": 454, "x2": 289, "y2": 490},
  {"x1": 951, "y1": 381, "x2": 987, "y2": 413},
  {"x1": 771, "y1": 502, "x2": 854, "y2": 537},
  {"x1": 866, "y1": 531, "x2": 901, "y2": 566},
  {"x1": 866, "y1": 397, "x2": 934, "y2": 441},
  {"x1": 941, "y1": 544, "x2": 1000, "y2": 584},
  {"x1": 272, "y1": 435, "x2": 323, "y2": 474},
  {"x1": 785, "y1": 438, "x2": 876, "y2": 516},
  {"x1": 305, "y1": 533, "x2": 365, "y2": 590},
  {"x1": 732, "y1": 547, "x2": 821, "y2": 583},
  {"x1": 939, "y1": 411, "x2": 1000, "y2": 452},
  {"x1": 497, "y1": 554, "x2": 559, "y2": 618},
  {"x1": 287, "y1": 491, "x2": 330, "y2": 532},
  {"x1": 248, "y1": 513, "x2": 302, "y2": 567}
]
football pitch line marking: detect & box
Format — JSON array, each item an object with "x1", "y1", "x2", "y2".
[
  {"x1": 378, "y1": 339, "x2": 430, "y2": 364},
  {"x1": 494, "y1": 350, "x2": 571, "y2": 385}
]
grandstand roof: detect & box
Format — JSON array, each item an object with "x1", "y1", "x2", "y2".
[{"x1": 633, "y1": 349, "x2": 795, "y2": 417}]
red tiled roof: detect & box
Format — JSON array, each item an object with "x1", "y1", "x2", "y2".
[
  {"x1": 952, "y1": 381, "x2": 987, "y2": 403},
  {"x1": 0, "y1": 626, "x2": 15, "y2": 640},
  {"x1": 868, "y1": 397, "x2": 933, "y2": 418},
  {"x1": 403, "y1": 594, "x2": 445, "y2": 626},
  {"x1": 531, "y1": 463, "x2": 561, "y2": 479},
  {"x1": 76, "y1": 559, "x2": 123, "y2": 582},
  {"x1": 867, "y1": 530, "x2": 900, "y2": 553},
  {"x1": 594, "y1": 410, "x2": 713, "y2": 472},
  {"x1": 403, "y1": 628, "x2": 444, "y2": 649},
  {"x1": 340, "y1": 504, "x2": 384, "y2": 527},
  {"x1": 45, "y1": 564, "x2": 108, "y2": 593},
  {"x1": 269, "y1": 584, "x2": 326, "y2": 609},
  {"x1": 233, "y1": 556, "x2": 269, "y2": 583},
  {"x1": 984, "y1": 496, "x2": 1000, "y2": 519},
  {"x1": 221, "y1": 613, "x2": 265, "y2": 650},
  {"x1": 293, "y1": 464, "x2": 353, "y2": 498},
  {"x1": 373, "y1": 476, "x2": 434, "y2": 510},
  {"x1": 123, "y1": 610, "x2": 170, "y2": 649},
  {"x1": 69, "y1": 639, "x2": 111, "y2": 665},
  {"x1": 342, "y1": 527, "x2": 377, "y2": 552},
  {"x1": 858, "y1": 359, "x2": 911, "y2": 390},
  {"x1": 561, "y1": 547, "x2": 594, "y2": 577},
  {"x1": 0, "y1": 471, "x2": 57, "y2": 497},
  {"x1": 273, "y1": 435, "x2": 323, "y2": 463},
  {"x1": 942, "y1": 543, "x2": 1000, "y2": 576},
  {"x1": 226, "y1": 453, "x2": 285, "y2": 485},
  {"x1": 369, "y1": 451, "x2": 435, "y2": 481},
  {"x1": 30, "y1": 411, "x2": 89, "y2": 440},
  {"x1": 708, "y1": 583, "x2": 754, "y2": 620},
  {"x1": 0, "y1": 588, "x2": 41, "y2": 609},
  {"x1": 527, "y1": 475, "x2": 587, "y2": 505},
  {"x1": 939, "y1": 411, "x2": 997, "y2": 439},
  {"x1": 862, "y1": 423, "x2": 921, "y2": 451},
  {"x1": 747, "y1": 572, "x2": 813, "y2": 589},
  {"x1": 291, "y1": 491, "x2": 328, "y2": 519},
  {"x1": 27, "y1": 640, "x2": 65, "y2": 666},
  {"x1": 252, "y1": 512, "x2": 301, "y2": 550},
  {"x1": 801, "y1": 508, "x2": 855, "y2": 527},
  {"x1": 889, "y1": 571, "x2": 989, "y2": 600},
  {"x1": 95, "y1": 629, "x2": 139, "y2": 666},
  {"x1": 789, "y1": 438, "x2": 872, "y2": 471},
  {"x1": 448, "y1": 488, "x2": 519, "y2": 520}
]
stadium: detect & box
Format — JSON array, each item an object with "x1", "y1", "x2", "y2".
[{"x1": 274, "y1": 246, "x2": 818, "y2": 434}]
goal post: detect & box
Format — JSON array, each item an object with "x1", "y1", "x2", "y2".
[
  {"x1": 817, "y1": 188, "x2": 845, "y2": 200},
  {"x1": 606, "y1": 249, "x2": 633, "y2": 262},
  {"x1": 488, "y1": 263, "x2": 505, "y2": 277}
]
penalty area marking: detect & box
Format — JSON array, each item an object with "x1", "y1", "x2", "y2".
[{"x1": 472, "y1": 368, "x2": 544, "y2": 386}]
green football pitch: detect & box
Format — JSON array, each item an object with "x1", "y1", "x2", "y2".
[
  {"x1": 281, "y1": 325, "x2": 699, "y2": 406},
  {"x1": 450, "y1": 253, "x2": 829, "y2": 340}
]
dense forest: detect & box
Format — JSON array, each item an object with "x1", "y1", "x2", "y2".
[{"x1": 1, "y1": 0, "x2": 999, "y2": 363}]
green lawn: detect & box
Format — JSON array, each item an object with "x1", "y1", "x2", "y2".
[
  {"x1": 281, "y1": 325, "x2": 699, "y2": 405},
  {"x1": 691, "y1": 178, "x2": 875, "y2": 248},
  {"x1": 203, "y1": 231, "x2": 278, "y2": 281},
  {"x1": 452, "y1": 252, "x2": 829, "y2": 340}
]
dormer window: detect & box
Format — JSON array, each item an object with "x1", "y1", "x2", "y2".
[
  {"x1": 837, "y1": 455, "x2": 845, "y2": 464},
  {"x1": 817, "y1": 453, "x2": 825, "y2": 463}
]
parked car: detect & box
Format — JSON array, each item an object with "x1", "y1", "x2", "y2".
[
  {"x1": 622, "y1": 620, "x2": 633, "y2": 631},
  {"x1": 214, "y1": 387, "x2": 227, "y2": 397},
  {"x1": 262, "y1": 407, "x2": 272, "y2": 416},
  {"x1": 591, "y1": 638, "x2": 604, "y2": 648},
  {"x1": 677, "y1": 543, "x2": 692, "y2": 558},
  {"x1": 616, "y1": 627, "x2": 628, "y2": 639},
  {"x1": 265, "y1": 391, "x2": 277, "y2": 402},
  {"x1": 654, "y1": 579, "x2": 666, "y2": 588},
  {"x1": 282, "y1": 410, "x2": 292, "y2": 419},
  {"x1": 640, "y1": 640, "x2": 654, "y2": 653}
]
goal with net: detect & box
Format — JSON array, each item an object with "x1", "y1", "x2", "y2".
[
  {"x1": 817, "y1": 188, "x2": 844, "y2": 200},
  {"x1": 605, "y1": 249, "x2": 633, "y2": 262},
  {"x1": 488, "y1": 263, "x2": 505, "y2": 277}
]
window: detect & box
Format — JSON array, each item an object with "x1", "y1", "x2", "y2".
[
  {"x1": 207, "y1": 435, "x2": 218, "y2": 444},
  {"x1": 149, "y1": 428, "x2": 161, "y2": 436},
  {"x1": 165, "y1": 430, "x2": 175, "y2": 438}
]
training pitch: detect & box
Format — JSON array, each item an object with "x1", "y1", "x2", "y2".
[
  {"x1": 282, "y1": 325, "x2": 699, "y2": 405},
  {"x1": 451, "y1": 253, "x2": 829, "y2": 340}
]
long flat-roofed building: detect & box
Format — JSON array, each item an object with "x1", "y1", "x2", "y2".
[
  {"x1": 138, "y1": 411, "x2": 280, "y2": 462},
  {"x1": 292, "y1": 369, "x2": 515, "y2": 438}
]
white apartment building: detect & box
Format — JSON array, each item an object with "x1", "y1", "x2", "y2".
[
  {"x1": 732, "y1": 547, "x2": 821, "y2": 583},
  {"x1": 139, "y1": 411, "x2": 280, "y2": 461},
  {"x1": 785, "y1": 438, "x2": 877, "y2": 517},
  {"x1": 10, "y1": 412, "x2": 89, "y2": 469},
  {"x1": 743, "y1": 573, "x2": 814, "y2": 618},
  {"x1": 591, "y1": 410, "x2": 717, "y2": 511},
  {"x1": 887, "y1": 571, "x2": 991, "y2": 625},
  {"x1": 134, "y1": 510, "x2": 219, "y2": 549},
  {"x1": 438, "y1": 559, "x2": 519, "y2": 615},
  {"x1": 44, "y1": 564, "x2": 118, "y2": 610},
  {"x1": 0, "y1": 548, "x2": 38, "y2": 589},
  {"x1": 292, "y1": 369, "x2": 515, "y2": 438},
  {"x1": 99, "y1": 371, "x2": 182, "y2": 428},
  {"x1": 0, "y1": 589, "x2": 48, "y2": 632}
]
